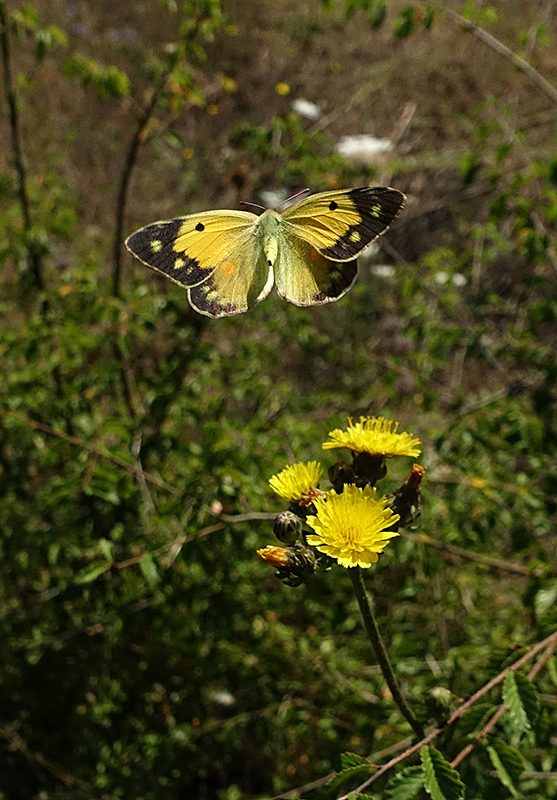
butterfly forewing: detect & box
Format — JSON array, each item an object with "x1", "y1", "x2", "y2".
[
  {"x1": 125, "y1": 210, "x2": 258, "y2": 289},
  {"x1": 281, "y1": 187, "x2": 405, "y2": 261}
]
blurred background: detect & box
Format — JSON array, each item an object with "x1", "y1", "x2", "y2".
[{"x1": 0, "y1": 1, "x2": 555, "y2": 798}]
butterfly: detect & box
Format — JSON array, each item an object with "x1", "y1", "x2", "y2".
[{"x1": 125, "y1": 186, "x2": 405, "y2": 318}]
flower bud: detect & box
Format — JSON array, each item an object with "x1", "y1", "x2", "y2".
[
  {"x1": 257, "y1": 546, "x2": 293, "y2": 567},
  {"x1": 425, "y1": 687, "x2": 456, "y2": 723},
  {"x1": 273, "y1": 510, "x2": 303, "y2": 544}
]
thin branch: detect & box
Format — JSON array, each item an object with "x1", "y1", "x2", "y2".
[
  {"x1": 111, "y1": 522, "x2": 224, "y2": 571},
  {"x1": 406, "y1": 530, "x2": 543, "y2": 577},
  {"x1": 340, "y1": 629, "x2": 557, "y2": 798},
  {"x1": 451, "y1": 637, "x2": 557, "y2": 768},
  {"x1": 112, "y1": 62, "x2": 175, "y2": 298},
  {"x1": 0, "y1": 0, "x2": 44, "y2": 290},
  {"x1": 4, "y1": 410, "x2": 181, "y2": 495},
  {"x1": 445, "y1": 9, "x2": 557, "y2": 107}
]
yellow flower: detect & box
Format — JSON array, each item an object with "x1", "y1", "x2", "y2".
[
  {"x1": 305, "y1": 485, "x2": 400, "y2": 569},
  {"x1": 275, "y1": 82, "x2": 290, "y2": 96},
  {"x1": 269, "y1": 461, "x2": 323, "y2": 502},
  {"x1": 323, "y1": 416, "x2": 421, "y2": 458}
]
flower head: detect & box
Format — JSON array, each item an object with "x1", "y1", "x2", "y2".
[
  {"x1": 305, "y1": 485, "x2": 400, "y2": 569},
  {"x1": 323, "y1": 416, "x2": 421, "y2": 458},
  {"x1": 269, "y1": 461, "x2": 323, "y2": 503}
]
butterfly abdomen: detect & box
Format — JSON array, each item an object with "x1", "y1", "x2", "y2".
[{"x1": 258, "y1": 210, "x2": 282, "y2": 267}]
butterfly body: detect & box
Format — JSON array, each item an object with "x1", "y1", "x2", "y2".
[{"x1": 125, "y1": 186, "x2": 405, "y2": 318}]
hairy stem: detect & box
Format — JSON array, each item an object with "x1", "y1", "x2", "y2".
[{"x1": 349, "y1": 567, "x2": 424, "y2": 738}]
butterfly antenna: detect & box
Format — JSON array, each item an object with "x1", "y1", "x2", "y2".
[
  {"x1": 240, "y1": 200, "x2": 266, "y2": 211},
  {"x1": 275, "y1": 188, "x2": 310, "y2": 210}
]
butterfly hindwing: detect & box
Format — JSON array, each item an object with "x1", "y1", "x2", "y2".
[
  {"x1": 281, "y1": 187, "x2": 405, "y2": 261},
  {"x1": 187, "y1": 234, "x2": 274, "y2": 318},
  {"x1": 273, "y1": 230, "x2": 357, "y2": 307}
]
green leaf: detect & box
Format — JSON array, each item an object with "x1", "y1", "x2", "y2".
[
  {"x1": 534, "y1": 580, "x2": 557, "y2": 620},
  {"x1": 420, "y1": 747, "x2": 465, "y2": 800},
  {"x1": 503, "y1": 672, "x2": 539, "y2": 734},
  {"x1": 327, "y1": 763, "x2": 376, "y2": 793},
  {"x1": 369, "y1": 0, "x2": 387, "y2": 28},
  {"x1": 140, "y1": 552, "x2": 161, "y2": 587},
  {"x1": 385, "y1": 766, "x2": 425, "y2": 799},
  {"x1": 341, "y1": 752, "x2": 371, "y2": 769},
  {"x1": 74, "y1": 561, "x2": 111, "y2": 584},
  {"x1": 486, "y1": 738, "x2": 524, "y2": 797},
  {"x1": 393, "y1": 6, "x2": 416, "y2": 37},
  {"x1": 98, "y1": 538, "x2": 114, "y2": 561}
]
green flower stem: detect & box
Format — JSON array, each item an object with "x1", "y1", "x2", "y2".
[{"x1": 349, "y1": 567, "x2": 424, "y2": 738}]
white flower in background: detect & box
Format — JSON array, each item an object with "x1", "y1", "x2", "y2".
[
  {"x1": 291, "y1": 98, "x2": 321, "y2": 120},
  {"x1": 336, "y1": 134, "x2": 393, "y2": 164}
]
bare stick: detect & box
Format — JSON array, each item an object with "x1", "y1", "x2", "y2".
[
  {"x1": 4, "y1": 410, "x2": 181, "y2": 495},
  {"x1": 446, "y1": 9, "x2": 557, "y2": 107},
  {"x1": 0, "y1": 0, "x2": 44, "y2": 290},
  {"x1": 112, "y1": 64, "x2": 174, "y2": 298}
]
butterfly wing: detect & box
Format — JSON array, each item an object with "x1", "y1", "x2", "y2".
[
  {"x1": 125, "y1": 210, "x2": 273, "y2": 318},
  {"x1": 273, "y1": 228, "x2": 357, "y2": 307},
  {"x1": 280, "y1": 186, "x2": 405, "y2": 261}
]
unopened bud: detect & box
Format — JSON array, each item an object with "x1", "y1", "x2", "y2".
[
  {"x1": 273, "y1": 511, "x2": 302, "y2": 544},
  {"x1": 257, "y1": 546, "x2": 293, "y2": 567},
  {"x1": 389, "y1": 464, "x2": 425, "y2": 527},
  {"x1": 425, "y1": 687, "x2": 456, "y2": 723},
  {"x1": 328, "y1": 461, "x2": 356, "y2": 492}
]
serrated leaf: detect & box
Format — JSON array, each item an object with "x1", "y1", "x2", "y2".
[
  {"x1": 139, "y1": 552, "x2": 160, "y2": 587},
  {"x1": 486, "y1": 737, "x2": 524, "y2": 797},
  {"x1": 341, "y1": 752, "x2": 371, "y2": 769},
  {"x1": 74, "y1": 560, "x2": 111, "y2": 584},
  {"x1": 503, "y1": 672, "x2": 539, "y2": 734},
  {"x1": 421, "y1": 746, "x2": 465, "y2": 800},
  {"x1": 459, "y1": 703, "x2": 497, "y2": 738},
  {"x1": 385, "y1": 765, "x2": 425, "y2": 799},
  {"x1": 327, "y1": 763, "x2": 376, "y2": 794}
]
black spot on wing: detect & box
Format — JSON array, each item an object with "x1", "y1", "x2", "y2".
[
  {"x1": 320, "y1": 187, "x2": 405, "y2": 261},
  {"x1": 125, "y1": 219, "x2": 212, "y2": 287}
]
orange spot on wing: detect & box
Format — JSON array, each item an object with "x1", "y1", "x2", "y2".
[
  {"x1": 221, "y1": 260, "x2": 236, "y2": 275},
  {"x1": 309, "y1": 248, "x2": 321, "y2": 262}
]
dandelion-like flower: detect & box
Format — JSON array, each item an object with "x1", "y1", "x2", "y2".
[
  {"x1": 305, "y1": 485, "x2": 400, "y2": 569},
  {"x1": 269, "y1": 461, "x2": 323, "y2": 503},
  {"x1": 323, "y1": 416, "x2": 421, "y2": 458}
]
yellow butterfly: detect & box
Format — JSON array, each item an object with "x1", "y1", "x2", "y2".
[{"x1": 125, "y1": 186, "x2": 405, "y2": 318}]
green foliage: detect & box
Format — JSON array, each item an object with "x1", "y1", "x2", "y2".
[
  {"x1": 0, "y1": 0, "x2": 556, "y2": 798},
  {"x1": 64, "y1": 53, "x2": 130, "y2": 99},
  {"x1": 503, "y1": 672, "x2": 540, "y2": 736},
  {"x1": 420, "y1": 747, "x2": 465, "y2": 800},
  {"x1": 486, "y1": 737, "x2": 524, "y2": 797},
  {"x1": 385, "y1": 766, "x2": 425, "y2": 799}
]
